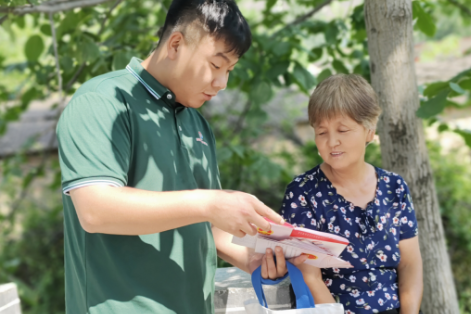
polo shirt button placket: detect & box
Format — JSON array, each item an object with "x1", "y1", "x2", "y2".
[{"x1": 174, "y1": 108, "x2": 183, "y2": 144}]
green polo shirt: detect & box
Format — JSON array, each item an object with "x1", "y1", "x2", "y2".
[{"x1": 57, "y1": 57, "x2": 221, "y2": 314}]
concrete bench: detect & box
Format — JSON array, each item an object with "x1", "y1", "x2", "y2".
[
  {"x1": 214, "y1": 267, "x2": 291, "y2": 313},
  {"x1": 0, "y1": 284, "x2": 21, "y2": 314},
  {"x1": 1, "y1": 268, "x2": 289, "y2": 314}
]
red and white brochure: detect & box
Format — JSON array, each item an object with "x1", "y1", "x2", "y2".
[{"x1": 232, "y1": 218, "x2": 353, "y2": 268}]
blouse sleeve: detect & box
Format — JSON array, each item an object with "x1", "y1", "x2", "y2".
[
  {"x1": 280, "y1": 178, "x2": 319, "y2": 230},
  {"x1": 398, "y1": 179, "x2": 419, "y2": 240}
]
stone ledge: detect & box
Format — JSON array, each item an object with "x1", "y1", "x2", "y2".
[
  {"x1": 214, "y1": 267, "x2": 291, "y2": 314},
  {"x1": 1, "y1": 269, "x2": 288, "y2": 314},
  {"x1": 0, "y1": 284, "x2": 21, "y2": 314}
]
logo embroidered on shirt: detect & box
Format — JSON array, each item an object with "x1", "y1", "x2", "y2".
[{"x1": 196, "y1": 131, "x2": 208, "y2": 146}]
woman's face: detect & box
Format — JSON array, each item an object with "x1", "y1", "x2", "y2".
[{"x1": 314, "y1": 115, "x2": 374, "y2": 171}]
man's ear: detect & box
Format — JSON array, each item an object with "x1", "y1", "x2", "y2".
[{"x1": 166, "y1": 31, "x2": 184, "y2": 60}]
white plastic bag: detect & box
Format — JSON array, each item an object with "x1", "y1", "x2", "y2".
[
  {"x1": 244, "y1": 299, "x2": 344, "y2": 314},
  {"x1": 244, "y1": 261, "x2": 344, "y2": 314}
]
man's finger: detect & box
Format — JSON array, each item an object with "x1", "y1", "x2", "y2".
[
  {"x1": 240, "y1": 222, "x2": 257, "y2": 236},
  {"x1": 253, "y1": 201, "x2": 284, "y2": 225},
  {"x1": 274, "y1": 246, "x2": 287, "y2": 276},
  {"x1": 233, "y1": 230, "x2": 246, "y2": 238},
  {"x1": 249, "y1": 211, "x2": 271, "y2": 232},
  {"x1": 265, "y1": 248, "x2": 277, "y2": 279}
]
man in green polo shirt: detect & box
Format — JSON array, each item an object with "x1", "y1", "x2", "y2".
[{"x1": 56, "y1": 0, "x2": 305, "y2": 313}]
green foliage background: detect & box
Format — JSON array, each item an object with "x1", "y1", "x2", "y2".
[{"x1": 0, "y1": 0, "x2": 471, "y2": 313}]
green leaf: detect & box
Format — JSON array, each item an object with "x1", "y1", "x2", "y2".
[
  {"x1": 231, "y1": 145, "x2": 245, "y2": 158},
  {"x1": 412, "y1": 1, "x2": 436, "y2": 37},
  {"x1": 317, "y1": 68, "x2": 332, "y2": 83},
  {"x1": 40, "y1": 24, "x2": 52, "y2": 36},
  {"x1": 416, "y1": 90, "x2": 449, "y2": 119},
  {"x1": 21, "y1": 87, "x2": 39, "y2": 107},
  {"x1": 60, "y1": 56, "x2": 74, "y2": 74},
  {"x1": 332, "y1": 60, "x2": 348, "y2": 74},
  {"x1": 22, "y1": 170, "x2": 36, "y2": 189},
  {"x1": 325, "y1": 22, "x2": 339, "y2": 45},
  {"x1": 454, "y1": 129, "x2": 471, "y2": 148},
  {"x1": 216, "y1": 147, "x2": 233, "y2": 163},
  {"x1": 15, "y1": 16, "x2": 25, "y2": 29},
  {"x1": 437, "y1": 123, "x2": 449, "y2": 133},
  {"x1": 24, "y1": 35, "x2": 44, "y2": 62},
  {"x1": 292, "y1": 62, "x2": 316, "y2": 92},
  {"x1": 266, "y1": 61, "x2": 290, "y2": 80},
  {"x1": 250, "y1": 80, "x2": 272, "y2": 105},
  {"x1": 460, "y1": 78, "x2": 471, "y2": 91},
  {"x1": 57, "y1": 10, "x2": 84, "y2": 36},
  {"x1": 77, "y1": 41, "x2": 100, "y2": 64},
  {"x1": 308, "y1": 47, "x2": 323, "y2": 62},
  {"x1": 272, "y1": 41, "x2": 291, "y2": 57},
  {"x1": 423, "y1": 81, "x2": 449, "y2": 98},
  {"x1": 449, "y1": 82, "x2": 466, "y2": 95},
  {"x1": 353, "y1": 29, "x2": 367, "y2": 42},
  {"x1": 266, "y1": 0, "x2": 277, "y2": 11}
]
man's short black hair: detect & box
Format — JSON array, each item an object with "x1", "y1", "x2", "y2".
[{"x1": 157, "y1": 0, "x2": 252, "y2": 57}]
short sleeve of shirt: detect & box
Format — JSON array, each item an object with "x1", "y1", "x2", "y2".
[
  {"x1": 57, "y1": 92, "x2": 131, "y2": 195},
  {"x1": 398, "y1": 180, "x2": 419, "y2": 240},
  {"x1": 280, "y1": 178, "x2": 319, "y2": 230}
]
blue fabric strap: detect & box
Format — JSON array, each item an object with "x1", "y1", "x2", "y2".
[
  {"x1": 251, "y1": 261, "x2": 315, "y2": 309},
  {"x1": 286, "y1": 262, "x2": 315, "y2": 309},
  {"x1": 252, "y1": 266, "x2": 269, "y2": 307}
]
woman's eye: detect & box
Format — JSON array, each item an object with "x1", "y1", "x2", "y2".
[
  {"x1": 340, "y1": 130, "x2": 349, "y2": 133},
  {"x1": 212, "y1": 63, "x2": 220, "y2": 70}
]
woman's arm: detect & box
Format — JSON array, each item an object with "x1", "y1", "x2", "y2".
[
  {"x1": 297, "y1": 263, "x2": 336, "y2": 304},
  {"x1": 397, "y1": 236, "x2": 423, "y2": 314}
]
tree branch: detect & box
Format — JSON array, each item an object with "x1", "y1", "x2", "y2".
[
  {"x1": 64, "y1": 0, "x2": 121, "y2": 92},
  {"x1": 233, "y1": 100, "x2": 252, "y2": 135},
  {"x1": 271, "y1": 0, "x2": 333, "y2": 38},
  {"x1": 5, "y1": 0, "x2": 124, "y2": 219},
  {"x1": 97, "y1": 0, "x2": 122, "y2": 37},
  {"x1": 0, "y1": 15, "x2": 7, "y2": 25},
  {"x1": 49, "y1": 12, "x2": 63, "y2": 106},
  {"x1": 446, "y1": 0, "x2": 471, "y2": 17},
  {"x1": 0, "y1": 0, "x2": 113, "y2": 15}
]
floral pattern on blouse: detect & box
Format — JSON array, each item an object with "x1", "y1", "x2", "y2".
[{"x1": 280, "y1": 165, "x2": 418, "y2": 314}]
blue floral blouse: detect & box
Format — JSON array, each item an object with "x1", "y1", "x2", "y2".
[{"x1": 280, "y1": 165, "x2": 418, "y2": 314}]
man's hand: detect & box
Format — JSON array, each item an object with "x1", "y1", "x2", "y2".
[
  {"x1": 248, "y1": 246, "x2": 308, "y2": 279},
  {"x1": 204, "y1": 190, "x2": 284, "y2": 238},
  {"x1": 70, "y1": 186, "x2": 283, "y2": 236}
]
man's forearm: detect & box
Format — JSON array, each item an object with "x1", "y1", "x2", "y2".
[{"x1": 70, "y1": 185, "x2": 212, "y2": 235}]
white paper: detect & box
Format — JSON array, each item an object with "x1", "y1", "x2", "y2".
[{"x1": 231, "y1": 220, "x2": 352, "y2": 268}]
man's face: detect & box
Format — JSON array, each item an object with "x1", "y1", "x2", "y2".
[{"x1": 168, "y1": 35, "x2": 239, "y2": 108}]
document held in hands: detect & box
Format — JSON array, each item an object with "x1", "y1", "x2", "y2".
[{"x1": 232, "y1": 218, "x2": 353, "y2": 268}]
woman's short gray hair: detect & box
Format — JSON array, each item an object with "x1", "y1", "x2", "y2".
[{"x1": 308, "y1": 74, "x2": 381, "y2": 130}]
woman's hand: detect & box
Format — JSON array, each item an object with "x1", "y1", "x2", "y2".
[
  {"x1": 254, "y1": 247, "x2": 336, "y2": 304},
  {"x1": 259, "y1": 246, "x2": 308, "y2": 279}
]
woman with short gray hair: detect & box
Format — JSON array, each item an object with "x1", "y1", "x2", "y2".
[{"x1": 280, "y1": 74, "x2": 423, "y2": 314}]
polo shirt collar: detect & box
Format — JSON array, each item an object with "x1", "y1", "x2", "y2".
[{"x1": 126, "y1": 57, "x2": 180, "y2": 108}]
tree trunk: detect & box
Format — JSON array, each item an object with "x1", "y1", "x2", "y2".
[{"x1": 364, "y1": 1, "x2": 460, "y2": 313}]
